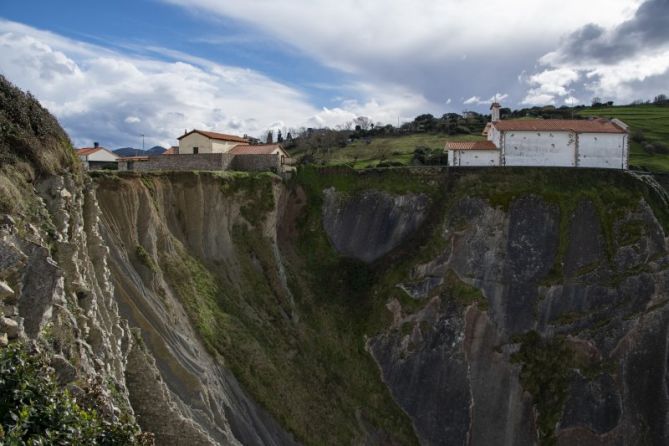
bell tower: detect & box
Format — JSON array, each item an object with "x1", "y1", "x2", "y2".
[{"x1": 490, "y1": 102, "x2": 501, "y2": 122}]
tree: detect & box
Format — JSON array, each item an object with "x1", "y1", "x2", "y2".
[
  {"x1": 266, "y1": 130, "x2": 273, "y2": 144},
  {"x1": 591, "y1": 97, "x2": 602, "y2": 107},
  {"x1": 353, "y1": 116, "x2": 372, "y2": 131},
  {"x1": 654, "y1": 94, "x2": 668, "y2": 105},
  {"x1": 277, "y1": 130, "x2": 284, "y2": 143}
]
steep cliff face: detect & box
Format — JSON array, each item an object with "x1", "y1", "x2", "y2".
[
  {"x1": 92, "y1": 171, "x2": 418, "y2": 445},
  {"x1": 333, "y1": 169, "x2": 669, "y2": 446},
  {"x1": 94, "y1": 172, "x2": 299, "y2": 445},
  {"x1": 0, "y1": 75, "x2": 144, "y2": 440},
  {"x1": 5, "y1": 75, "x2": 669, "y2": 445}
]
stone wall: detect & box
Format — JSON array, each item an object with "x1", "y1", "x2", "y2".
[
  {"x1": 230, "y1": 154, "x2": 281, "y2": 172},
  {"x1": 135, "y1": 154, "x2": 234, "y2": 171},
  {"x1": 119, "y1": 153, "x2": 281, "y2": 173}
]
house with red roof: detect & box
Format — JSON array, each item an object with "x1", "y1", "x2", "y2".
[
  {"x1": 177, "y1": 129, "x2": 249, "y2": 155},
  {"x1": 446, "y1": 103, "x2": 629, "y2": 169},
  {"x1": 76, "y1": 142, "x2": 119, "y2": 170},
  {"x1": 118, "y1": 131, "x2": 294, "y2": 173}
]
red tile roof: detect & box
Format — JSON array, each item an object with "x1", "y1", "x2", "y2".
[
  {"x1": 77, "y1": 147, "x2": 103, "y2": 156},
  {"x1": 492, "y1": 119, "x2": 626, "y2": 134},
  {"x1": 177, "y1": 129, "x2": 248, "y2": 143},
  {"x1": 76, "y1": 147, "x2": 118, "y2": 158},
  {"x1": 229, "y1": 144, "x2": 285, "y2": 155},
  {"x1": 163, "y1": 147, "x2": 177, "y2": 155},
  {"x1": 445, "y1": 140, "x2": 498, "y2": 151}
]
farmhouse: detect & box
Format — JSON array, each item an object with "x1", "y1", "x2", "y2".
[
  {"x1": 76, "y1": 143, "x2": 119, "y2": 170},
  {"x1": 119, "y1": 132, "x2": 294, "y2": 173},
  {"x1": 446, "y1": 103, "x2": 629, "y2": 169},
  {"x1": 178, "y1": 129, "x2": 249, "y2": 154}
]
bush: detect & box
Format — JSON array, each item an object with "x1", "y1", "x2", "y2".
[
  {"x1": 642, "y1": 142, "x2": 669, "y2": 156},
  {"x1": 630, "y1": 129, "x2": 645, "y2": 144},
  {"x1": 376, "y1": 161, "x2": 404, "y2": 168},
  {"x1": 0, "y1": 343, "x2": 153, "y2": 445}
]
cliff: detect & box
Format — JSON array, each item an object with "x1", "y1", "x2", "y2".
[{"x1": 3, "y1": 75, "x2": 669, "y2": 445}]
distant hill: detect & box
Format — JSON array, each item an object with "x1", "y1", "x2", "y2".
[
  {"x1": 113, "y1": 146, "x2": 166, "y2": 157},
  {"x1": 147, "y1": 145, "x2": 166, "y2": 155}
]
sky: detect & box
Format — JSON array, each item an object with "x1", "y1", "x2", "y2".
[{"x1": 0, "y1": 0, "x2": 668, "y2": 148}]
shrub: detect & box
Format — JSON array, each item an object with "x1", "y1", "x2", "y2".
[
  {"x1": 630, "y1": 129, "x2": 645, "y2": 144},
  {"x1": 643, "y1": 142, "x2": 656, "y2": 155},
  {"x1": 376, "y1": 161, "x2": 404, "y2": 168},
  {"x1": 0, "y1": 343, "x2": 153, "y2": 445}
]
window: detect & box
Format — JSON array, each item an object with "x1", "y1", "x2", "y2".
[{"x1": 193, "y1": 146, "x2": 199, "y2": 154}]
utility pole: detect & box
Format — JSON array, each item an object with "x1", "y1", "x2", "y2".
[{"x1": 142, "y1": 134, "x2": 145, "y2": 151}]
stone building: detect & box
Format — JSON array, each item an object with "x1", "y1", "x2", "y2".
[
  {"x1": 446, "y1": 103, "x2": 629, "y2": 169},
  {"x1": 177, "y1": 130, "x2": 249, "y2": 154}
]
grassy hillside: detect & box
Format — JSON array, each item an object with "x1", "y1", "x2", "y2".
[
  {"x1": 578, "y1": 105, "x2": 669, "y2": 172},
  {"x1": 303, "y1": 133, "x2": 483, "y2": 168}
]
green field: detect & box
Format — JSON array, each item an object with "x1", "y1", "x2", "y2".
[
  {"x1": 314, "y1": 133, "x2": 484, "y2": 168},
  {"x1": 578, "y1": 105, "x2": 669, "y2": 172},
  {"x1": 299, "y1": 104, "x2": 669, "y2": 171}
]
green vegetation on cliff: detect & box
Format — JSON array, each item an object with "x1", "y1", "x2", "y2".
[
  {"x1": 0, "y1": 75, "x2": 79, "y2": 222},
  {"x1": 95, "y1": 166, "x2": 669, "y2": 445},
  {"x1": 114, "y1": 171, "x2": 420, "y2": 445},
  {"x1": 0, "y1": 343, "x2": 151, "y2": 445}
]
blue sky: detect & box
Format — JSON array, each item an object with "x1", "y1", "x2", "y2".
[{"x1": 1, "y1": 0, "x2": 667, "y2": 148}]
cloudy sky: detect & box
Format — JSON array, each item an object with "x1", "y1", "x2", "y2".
[{"x1": 0, "y1": 0, "x2": 667, "y2": 148}]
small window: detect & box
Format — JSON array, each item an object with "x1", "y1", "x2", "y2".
[{"x1": 193, "y1": 147, "x2": 199, "y2": 154}]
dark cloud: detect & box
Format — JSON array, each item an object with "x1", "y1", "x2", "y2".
[{"x1": 556, "y1": 0, "x2": 669, "y2": 63}]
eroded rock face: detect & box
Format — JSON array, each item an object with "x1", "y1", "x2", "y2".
[
  {"x1": 369, "y1": 194, "x2": 669, "y2": 445},
  {"x1": 95, "y1": 173, "x2": 299, "y2": 446},
  {"x1": 322, "y1": 188, "x2": 430, "y2": 263},
  {"x1": 0, "y1": 173, "x2": 135, "y2": 426}
]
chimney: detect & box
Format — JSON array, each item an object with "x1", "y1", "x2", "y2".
[
  {"x1": 94, "y1": 142, "x2": 99, "y2": 148},
  {"x1": 490, "y1": 102, "x2": 501, "y2": 123}
]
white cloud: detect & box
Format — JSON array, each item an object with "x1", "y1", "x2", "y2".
[
  {"x1": 160, "y1": 0, "x2": 637, "y2": 109},
  {"x1": 464, "y1": 93, "x2": 509, "y2": 106},
  {"x1": 522, "y1": 0, "x2": 669, "y2": 105},
  {"x1": 163, "y1": 0, "x2": 635, "y2": 68},
  {"x1": 521, "y1": 68, "x2": 580, "y2": 104},
  {"x1": 0, "y1": 20, "x2": 432, "y2": 148}
]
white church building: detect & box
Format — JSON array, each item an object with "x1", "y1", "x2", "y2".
[{"x1": 446, "y1": 103, "x2": 629, "y2": 169}]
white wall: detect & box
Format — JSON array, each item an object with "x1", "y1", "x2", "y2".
[
  {"x1": 487, "y1": 126, "x2": 502, "y2": 147},
  {"x1": 87, "y1": 150, "x2": 118, "y2": 162},
  {"x1": 503, "y1": 131, "x2": 575, "y2": 167},
  {"x1": 450, "y1": 150, "x2": 500, "y2": 167},
  {"x1": 578, "y1": 133, "x2": 627, "y2": 169},
  {"x1": 179, "y1": 133, "x2": 213, "y2": 154},
  {"x1": 211, "y1": 140, "x2": 240, "y2": 153}
]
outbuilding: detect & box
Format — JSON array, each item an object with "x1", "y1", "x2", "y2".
[
  {"x1": 76, "y1": 143, "x2": 119, "y2": 170},
  {"x1": 177, "y1": 130, "x2": 249, "y2": 154}
]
